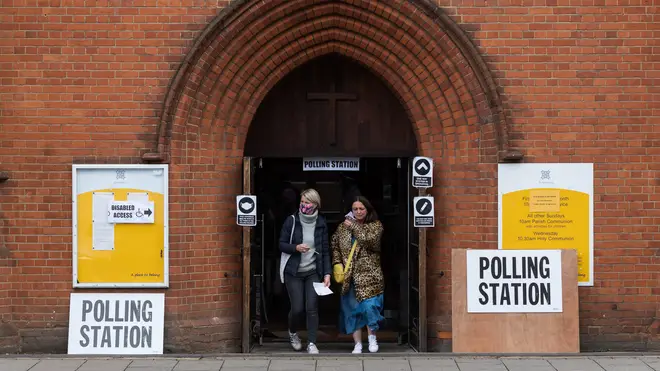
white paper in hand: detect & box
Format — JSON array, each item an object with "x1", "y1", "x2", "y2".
[{"x1": 313, "y1": 282, "x2": 333, "y2": 296}]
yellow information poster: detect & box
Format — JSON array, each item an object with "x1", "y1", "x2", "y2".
[
  {"x1": 498, "y1": 164, "x2": 593, "y2": 286},
  {"x1": 72, "y1": 165, "x2": 169, "y2": 288}
]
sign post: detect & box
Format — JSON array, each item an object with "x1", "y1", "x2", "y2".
[
  {"x1": 72, "y1": 164, "x2": 169, "y2": 288},
  {"x1": 236, "y1": 195, "x2": 257, "y2": 227}
]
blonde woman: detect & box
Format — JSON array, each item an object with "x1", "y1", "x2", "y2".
[{"x1": 278, "y1": 188, "x2": 331, "y2": 354}]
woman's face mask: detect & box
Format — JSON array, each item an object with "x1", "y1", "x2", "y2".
[{"x1": 300, "y1": 198, "x2": 316, "y2": 215}]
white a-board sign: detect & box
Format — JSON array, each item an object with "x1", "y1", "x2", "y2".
[
  {"x1": 67, "y1": 293, "x2": 165, "y2": 355},
  {"x1": 466, "y1": 250, "x2": 563, "y2": 313}
]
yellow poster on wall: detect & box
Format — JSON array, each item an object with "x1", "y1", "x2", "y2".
[
  {"x1": 72, "y1": 165, "x2": 168, "y2": 288},
  {"x1": 498, "y1": 164, "x2": 593, "y2": 286}
]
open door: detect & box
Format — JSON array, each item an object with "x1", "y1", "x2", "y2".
[
  {"x1": 241, "y1": 156, "x2": 256, "y2": 353},
  {"x1": 407, "y1": 158, "x2": 428, "y2": 352}
]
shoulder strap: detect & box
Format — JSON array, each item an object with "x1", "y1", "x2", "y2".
[
  {"x1": 288, "y1": 215, "x2": 295, "y2": 244},
  {"x1": 343, "y1": 239, "x2": 358, "y2": 274}
]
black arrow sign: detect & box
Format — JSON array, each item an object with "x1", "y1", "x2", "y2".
[
  {"x1": 415, "y1": 198, "x2": 432, "y2": 215},
  {"x1": 144, "y1": 209, "x2": 152, "y2": 217},
  {"x1": 414, "y1": 158, "x2": 431, "y2": 176},
  {"x1": 238, "y1": 197, "x2": 256, "y2": 214}
]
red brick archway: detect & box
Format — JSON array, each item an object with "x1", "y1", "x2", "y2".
[{"x1": 144, "y1": 0, "x2": 520, "y2": 352}]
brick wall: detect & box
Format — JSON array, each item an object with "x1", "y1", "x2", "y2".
[
  {"x1": 0, "y1": 0, "x2": 657, "y2": 353},
  {"x1": 436, "y1": 0, "x2": 660, "y2": 351}
]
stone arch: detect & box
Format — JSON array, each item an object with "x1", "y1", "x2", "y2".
[
  {"x1": 143, "y1": 0, "x2": 520, "y2": 164},
  {"x1": 144, "y1": 0, "x2": 522, "y2": 352}
]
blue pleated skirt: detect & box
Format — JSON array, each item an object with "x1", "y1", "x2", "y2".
[{"x1": 339, "y1": 283, "x2": 384, "y2": 334}]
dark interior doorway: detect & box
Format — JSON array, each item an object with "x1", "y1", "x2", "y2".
[
  {"x1": 243, "y1": 53, "x2": 421, "y2": 352},
  {"x1": 251, "y1": 157, "x2": 410, "y2": 345}
]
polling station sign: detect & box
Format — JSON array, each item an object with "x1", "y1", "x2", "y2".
[
  {"x1": 466, "y1": 250, "x2": 563, "y2": 313},
  {"x1": 67, "y1": 293, "x2": 165, "y2": 355}
]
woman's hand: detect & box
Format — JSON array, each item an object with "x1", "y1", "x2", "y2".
[
  {"x1": 296, "y1": 244, "x2": 309, "y2": 253},
  {"x1": 323, "y1": 275, "x2": 331, "y2": 287},
  {"x1": 343, "y1": 218, "x2": 354, "y2": 227}
]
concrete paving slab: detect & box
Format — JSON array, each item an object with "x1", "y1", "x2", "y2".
[
  {"x1": 641, "y1": 357, "x2": 660, "y2": 371},
  {"x1": 316, "y1": 359, "x2": 363, "y2": 371},
  {"x1": 126, "y1": 359, "x2": 178, "y2": 368},
  {"x1": 594, "y1": 357, "x2": 653, "y2": 371},
  {"x1": 268, "y1": 359, "x2": 317, "y2": 371},
  {"x1": 409, "y1": 357, "x2": 459, "y2": 370},
  {"x1": 78, "y1": 359, "x2": 133, "y2": 371},
  {"x1": 219, "y1": 359, "x2": 270, "y2": 368},
  {"x1": 454, "y1": 358, "x2": 508, "y2": 371},
  {"x1": 547, "y1": 358, "x2": 605, "y2": 371},
  {"x1": 29, "y1": 359, "x2": 87, "y2": 371},
  {"x1": 172, "y1": 359, "x2": 224, "y2": 371},
  {"x1": 0, "y1": 358, "x2": 41, "y2": 371},
  {"x1": 502, "y1": 358, "x2": 556, "y2": 371},
  {"x1": 363, "y1": 359, "x2": 411, "y2": 371}
]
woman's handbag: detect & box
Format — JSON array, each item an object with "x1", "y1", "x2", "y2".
[
  {"x1": 333, "y1": 239, "x2": 358, "y2": 284},
  {"x1": 279, "y1": 215, "x2": 295, "y2": 283}
]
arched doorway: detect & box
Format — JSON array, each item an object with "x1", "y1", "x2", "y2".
[
  {"x1": 145, "y1": 0, "x2": 518, "y2": 354},
  {"x1": 243, "y1": 54, "x2": 420, "y2": 352}
]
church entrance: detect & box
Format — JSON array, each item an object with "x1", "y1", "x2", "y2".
[{"x1": 242, "y1": 54, "x2": 425, "y2": 353}]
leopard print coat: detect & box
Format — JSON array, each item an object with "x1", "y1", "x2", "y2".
[{"x1": 331, "y1": 220, "x2": 384, "y2": 302}]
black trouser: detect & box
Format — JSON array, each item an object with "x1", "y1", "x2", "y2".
[{"x1": 285, "y1": 270, "x2": 319, "y2": 344}]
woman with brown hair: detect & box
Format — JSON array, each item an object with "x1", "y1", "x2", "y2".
[{"x1": 331, "y1": 196, "x2": 385, "y2": 354}]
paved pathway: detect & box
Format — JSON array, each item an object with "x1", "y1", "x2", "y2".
[{"x1": 1, "y1": 354, "x2": 659, "y2": 371}]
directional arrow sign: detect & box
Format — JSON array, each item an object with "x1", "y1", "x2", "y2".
[
  {"x1": 107, "y1": 201, "x2": 155, "y2": 224},
  {"x1": 236, "y1": 195, "x2": 257, "y2": 227},
  {"x1": 413, "y1": 196, "x2": 434, "y2": 227},
  {"x1": 412, "y1": 156, "x2": 433, "y2": 188}
]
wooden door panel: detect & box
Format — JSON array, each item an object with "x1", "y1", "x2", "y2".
[{"x1": 245, "y1": 53, "x2": 416, "y2": 157}]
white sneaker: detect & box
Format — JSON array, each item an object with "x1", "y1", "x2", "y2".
[
  {"x1": 352, "y1": 342, "x2": 363, "y2": 354},
  {"x1": 307, "y1": 342, "x2": 319, "y2": 354},
  {"x1": 368, "y1": 335, "x2": 379, "y2": 353},
  {"x1": 289, "y1": 332, "x2": 302, "y2": 351}
]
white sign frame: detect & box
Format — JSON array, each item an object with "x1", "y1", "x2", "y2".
[
  {"x1": 498, "y1": 163, "x2": 594, "y2": 287},
  {"x1": 72, "y1": 164, "x2": 169, "y2": 289},
  {"x1": 67, "y1": 293, "x2": 165, "y2": 355},
  {"x1": 302, "y1": 157, "x2": 360, "y2": 171},
  {"x1": 413, "y1": 196, "x2": 435, "y2": 227},
  {"x1": 412, "y1": 156, "x2": 433, "y2": 188},
  {"x1": 466, "y1": 249, "x2": 563, "y2": 313},
  {"x1": 236, "y1": 195, "x2": 257, "y2": 227}
]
